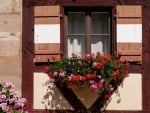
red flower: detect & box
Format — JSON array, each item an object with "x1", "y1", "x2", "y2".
[
  {"x1": 72, "y1": 53, "x2": 77, "y2": 57},
  {"x1": 51, "y1": 55, "x2": 57, "y2": 61},
  {"x1": 71, "y1": 75, "x2": 81, "y2": 82},
  {"x1": 48, "y1": 72, "x2": 54, "y2": 78},
  {"x1": 124, "y1": 69, "x2": 129, "y2": 77},
  {"x1": 83, "y1": 54, "x2": 91, "y2": 60},
  {"x1": 99, "y1": 55, "x2": 105, "y2": 62},
  {"x1": 106, "y1": 55, "x2": 112, "y2": 61},
  {"x1": 119, "y1": 58, "x2": 126, "y2": 63},
  {"x1": 43, "y1": 66, "x2": 49, "y2": 73},
  {"x1": 113, "y1": 70, "x2": 120, "y2": 77},
  {"x1": 86, "y1": 73, "x2": 96, "y2": 79},
  {"x1": 97, "y1": 63, "x2": 103, "y2": 69},
  {"x1": 97, "y1": 81, "x2": 104, "y2": 88},
  {"x1": 44, "y1": 52, "x2": 128, "y2": 98},
  {"x1": 104, "y1": 94, "x2": 110, "y2": 100},
  {"x1": 80, "y1": 76, "x2": 86, "y2": 81}
]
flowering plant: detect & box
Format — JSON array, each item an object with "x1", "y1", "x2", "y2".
[
  {"x1": 0, "y1": 81, "x2": 30, "y2": 113},
  {"x1": 44, "y1": 52, "x2": 128, "y2": 96}
]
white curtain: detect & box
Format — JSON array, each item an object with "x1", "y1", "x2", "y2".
[
  {"x1": 68, "y1": 35, "x2": 85, "y2": 57},
  {"x1": 67, "y1": 12, "x2": 85, "y2": 56},
  {"x1": 91, "y1": 12, "x2": 110, "y2": 53},
  {"x1": 91, "y1": 36, "x2": 110, "y2": 54},
  {"x1": 67, "y1": 12, "x2": 110, "y2": 56}
]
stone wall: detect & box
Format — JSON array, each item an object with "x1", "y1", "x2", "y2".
[{"x1": 0, "y1": 0, "x2": 22, "y2": 93}]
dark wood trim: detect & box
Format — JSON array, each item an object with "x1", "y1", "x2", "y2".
[
  {"x1": 31, "y1": 110, "x2": 149, "y2": 113},
  {"x1": 55, "y1": 83, "x2": 88, "y2": 113},
  {"x1": 60, "y1": 6, "x2": 65, "y2": 58},
  {"x1": 31, "y1": 109, "x2": 150, "y2": 113},
  {"x1": 22, "y1": 0, "x2": 150, "y2": 112},
  {"x1": 33, "y1": 0, "x2": 145, "y2": 6},
  {"x1": 22, "y1": 0, "x2": 34, "y2": 109},
  {"x1": 63, "y1": 9, "x2": 68, "y2": 57},
  {"x1": 111, "y1": 6, "x2": 117, "y2": 54},
  {"x1": 106, "y1": 111, "x2": 149, "y2": 113},
  {"x1": 142, "y1": 5, "x2": 150, "y2": 110}
]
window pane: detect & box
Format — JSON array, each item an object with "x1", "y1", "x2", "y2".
[
  {"x1": 68, "y1": 35, "x2": 85, "y2": 57},
  {"x1": 68, "y1": 12, "x2": 85, "y2": 34},
  {"x1": 91, "y1": 35, "x2": 110, "y2": 54},
  {"x1": 91, "y1": 12, "x2": 110, "y2": 34}
]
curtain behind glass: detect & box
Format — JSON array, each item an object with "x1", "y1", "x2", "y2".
[
  {"x1": 67, "y1": 12, "x2": 85, "y2": 56},
  {"x1": 91, "y1": 36, "x2": 110, "y2": 54},
  {"x1": 91, "y1": 12, "x2": 110, "y2": 54},
  {"x1": 67, "y1": 35, "x2": 85, "y2": 57}
]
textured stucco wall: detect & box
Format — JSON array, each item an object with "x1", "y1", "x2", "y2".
[
  {"x1": 0, "y1": 0, "x2": 22, "y2": 93},
  {"x1": 34, "y1": 73, "x2": 142, "y2": 110}
]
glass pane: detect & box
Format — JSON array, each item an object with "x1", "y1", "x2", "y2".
[
  {"x1": 68, "y1": 35, "x2": 85, "y2": 57},
  {"x1": 68, "y1": 12, "x2": 85, "y2": 34},
  {"x1": 91, "y1": 12, "x2": 110, "y2": 34},
  {"x1": 91, "y1": 35, "x2": 110, "y2": 54}
]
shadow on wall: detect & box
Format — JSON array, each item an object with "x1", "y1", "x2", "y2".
[
  {"x1": 41, "y1": 81, "x2": 122, "y2": 112},
  {"x1": 42, "y1": 82, "x2": 74, "y2": 110}
]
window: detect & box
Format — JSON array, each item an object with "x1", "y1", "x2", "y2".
[{"x1": 65, "y1": 8, "x2": 111, "y2": 57}]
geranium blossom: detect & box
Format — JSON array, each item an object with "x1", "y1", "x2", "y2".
[{"x1": 44, "y1": 52, "x2": 128, "y2": 96}]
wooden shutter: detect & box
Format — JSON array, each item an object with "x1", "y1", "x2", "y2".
[
  {"x1": 116, "y1": 6, "x2": 142, "y2": 63},
  {"x1": 34, "y1": 6, "x2": 61, "y2": 62}
]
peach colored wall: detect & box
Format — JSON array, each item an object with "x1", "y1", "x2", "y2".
[{"x1": 0, "y1": 0, "x2": 22, "y2": 93}]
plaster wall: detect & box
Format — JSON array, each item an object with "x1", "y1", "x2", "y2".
[{"x1": 0, "y1": 0, "x2": 22, "y2": 93}]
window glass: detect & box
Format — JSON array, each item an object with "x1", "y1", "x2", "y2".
[
  {"x1": 68, "y1": 35, "x2": 85, "y2": 56},
  {"x1": 91, "y1": 12, "x2": 109, "y2": 34},
  {"x1": 91, "y1": 12, "x2": 110, "y2": 53},
  {"x1": 67, "y1": 12, "x2": 85, "y2": 56},
  {"x1": 91, "y1": 35, "x2": 110, "y2": 53},
  {"x1": 68, "y1": 12, "x2": 85, "y2": 34},
  {"x1": 67, "y1": 11, "x2": 110, "y2": 56}
]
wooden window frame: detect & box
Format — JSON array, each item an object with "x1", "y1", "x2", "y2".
[{"x1": 63, "y1": 7, "x2": 116, "y2": 56}]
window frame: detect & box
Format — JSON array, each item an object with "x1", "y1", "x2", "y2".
[{"x1": 63, "y1": 6, "x2": 116, "y2": 57}]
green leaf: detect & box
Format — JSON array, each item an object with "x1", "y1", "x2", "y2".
[{"x1": 12, "y1": 110, "x2": 20, "y2": 113}]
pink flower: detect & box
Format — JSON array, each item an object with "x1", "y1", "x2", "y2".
[
  {"x1": 54, "y1": 72, "x2": 58, "y2": 76},
  {"x1": 0, "y1": 103, "x2": 9, "y2": 111},
  {"x1": 89, "y1": 80, "x2": 95, "y2": 84},
  {"x1": 59, "y1": 72, "x2": 65, "y2": 77},
  {"x1": 14, "y1": 98, "x2": 27, "y2": 108},
  {"x1": 91, "y1": 53, "x2": 95, "y2": 59},
  {"x1": 0, "y1": 81, "x2": 29, "y2": 113},
  {"x1": 0, "y1": 94, "x2": 6, "y2": 102},
  {"x1": 97, "y1": 75, "x2": 102, "y2": 79},
  {"x1": 110, "y1": 87, "x2": 114, "y2": 92},
  {"x1": 68, "y1": 76, "x2": 72, "y2": 81},
  {"x1": 72, "y1": 53, "x2": 77, "y2": 57},
  {"x1": 92, "y1": 62, "x2": 97, "y2": 67},
  {"x1": 4, "y1": 82, "x2": 15, "y2": 89},
  {"x1": 8, "y1": 97, "x2": 16, "y2": 104},
  {"x1": 90, "y1": 84, "x2": 97, "y2": 89}
]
